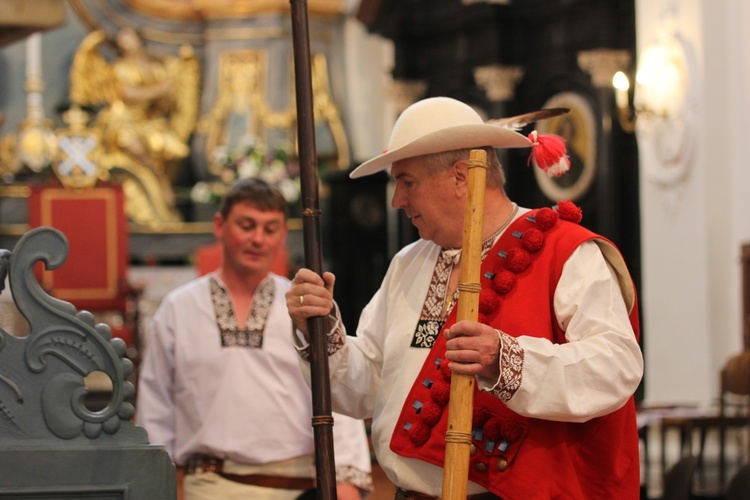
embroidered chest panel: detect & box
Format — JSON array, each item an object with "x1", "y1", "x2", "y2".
[
  {"x1": 411, "y1": 237, "x2": 497, "y2": 349},
  {"x1": 209, "y1": 276, "x2": 275, "y2": 348}
]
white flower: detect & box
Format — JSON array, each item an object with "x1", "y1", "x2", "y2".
[
  {"x1": 237, "y1": 157, "x2": 259, "y2": 179},
  {"x1": 211, "y1": 145, "x2": 229, "y2": 165},
  {"x1": 190, "y1": 181, "x2": 212, "y2": 203},
  {"x1": 201, "y1": 137, "x2": 301, "y2": 206},
  {"x1": 277, "y1": 177, "x2": 301, "y2": 203}
]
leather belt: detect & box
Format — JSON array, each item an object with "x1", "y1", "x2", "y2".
[
  {"x1": 395, "y1": 487, "x2": 500, "y2": 500},
  {"x1": 183, "y1": 455, "x2": 315, "y2": 491}
]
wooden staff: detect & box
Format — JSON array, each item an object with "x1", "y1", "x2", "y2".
[
  {"x1": 289, "y1": 1, "x2": 337, "y2": 498},
  {"x1": 442, "y1": 149, "x2": 488, "y2": 499}
]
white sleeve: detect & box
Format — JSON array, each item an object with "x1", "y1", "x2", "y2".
[
  {"x1": 332, "y1": 413, "x2": 373, "y2": 493},
  {"x1": 135, "y1": 303, "x2": 177, "y2": 459},
  {"x1": 502, "y1": 240, "x2": 643, "y2": 422}
]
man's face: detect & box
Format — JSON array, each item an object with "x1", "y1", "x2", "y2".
[
  {"x1": 214, "y1": 201, "x2": 287, "y2": 276},
  {"x1": 390, "y1": 157, "x2": 462, "y2": 248}
]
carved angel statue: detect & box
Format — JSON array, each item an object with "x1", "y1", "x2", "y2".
[{"x1": 69, "y1": 28, "x2": 200, "y2": 226}]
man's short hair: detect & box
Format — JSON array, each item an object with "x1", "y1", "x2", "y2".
[
  {"x1": 422, "y1": 146, "x2": 506, "y2": 188},
  {"x1": 218, "y1": 177, "x2": 289, "y2": 220}
]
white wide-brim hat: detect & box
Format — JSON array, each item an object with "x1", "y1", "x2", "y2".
[{"x1": 350, "y1": 97, "x2": 533, "y2": 179}]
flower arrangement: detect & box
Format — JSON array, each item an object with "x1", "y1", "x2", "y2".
[{"x1": 191, "y1": 135, "x2": 301, "y2": 206}]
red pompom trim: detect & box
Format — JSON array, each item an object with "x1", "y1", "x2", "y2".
[
  {"x1": 491, "y1": 270, "x2": 516, "y2": 294},
  {"x1": 440, "y1": 360, "x2": 452, "y2": 382},
  {"x1": 472, "y1": 403, "x2": 492, "y2": 428},
  {"x1": 528, "y1": 131, "x2": 570, "y2": 177},
  {"x1": 421, "y1": 401, "x2": 443, "y2": 427},
  {"x1": 408, "y1": 420, "x2": 431, "y2": 446},
  {"x1": 534, "y1": 207, "x2": 559, "y2": 231},
  {"x1": 431, "y1": 381, "x2": 451, "y2": 406},
  {"x1": 500, "y1": 418, "x2": 523, "y2": 442},
  {"x1": 506, "y1": 247, "x2": 531, "y2": 274},
  {"x1": 556, "y1": 200, "x2": 583, "y2": 224},
  {"x1": 521, "y1": 228, "x2": 544, "y2": 253},
  {"x1": 483, "y1": 417, "x2": 502, "y2": 441},
  {"x1": 478, "y1": 289, "x2": 499, "y2": 315}
]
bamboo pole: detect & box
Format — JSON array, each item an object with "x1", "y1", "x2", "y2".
[
  {"x1": 442, "y1": 149, "x2": 488, "y2": 499},
  {"x1": 289, "y1": 1, "x2": 337, "y2": 498}
]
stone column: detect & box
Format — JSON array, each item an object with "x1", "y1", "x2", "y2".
[
  {"x1": 577, "y1": 49, "x2": 631, "y2": 239},
  {"x1": 474, "y1": 64, "x2": 524, "y2": 167}
]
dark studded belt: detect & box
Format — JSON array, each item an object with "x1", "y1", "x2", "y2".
[
  {"x1": 182, "y1": 455, "x2": 316, "y2": 491},
  {"x1": 395, "y1": 487, "x2": 500, "y2": 500}
]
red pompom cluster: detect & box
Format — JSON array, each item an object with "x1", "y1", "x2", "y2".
[
  {"x1": 535, "y1": 207, "x2": 559, "y2": 231},
  {"x1": 431, "y1": 381, "x2": 451, "y2": 406},
  {"x1": 500, "y1": 417, "x2": 523, "y2": 442},
  {"x1": 557, "y1": 200, "x2": 583, "y2": 223},
  {"x1": 478, "y1": 289, "x2": 500, "y2": 315},
  {"x1": 473, "y1": 403, "x2": 492, "y2": 428},
  {"x1": 491, "y1": 270, "x2": 516, "y2": 294},
  {"x1": 408, "y1": 420, "x2": 431, "y2": 446},
  {"x1": 439, "y1": 360, "x2": 452, "y2": 382},
  {"x1": 506, "y1": 247, "x2": 531, "y2": 273},
  {"x1": 483, "y1": 417, "x2": 502, "y2": 441},
  {"x1": 521, "y1": 228, "x2": 544, "y2": 253},
  {"x1": 421, "y1": 401, "x2": 443, "y2": 427}
]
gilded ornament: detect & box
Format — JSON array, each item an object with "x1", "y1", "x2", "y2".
[{"x1": 69, "y1": 28, "x2": 201, "y2": 227}]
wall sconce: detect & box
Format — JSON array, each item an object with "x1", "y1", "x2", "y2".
[
  {"x1": 613, "y1": 33, "x2": 697, "y2": 191},
  {"x1": 612, "y1": 40, "x2": 687, "y2": 134}
]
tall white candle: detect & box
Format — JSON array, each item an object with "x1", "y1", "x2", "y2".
[{"x1": 26, "y1": 32, "x2": 41, "y2": 79}]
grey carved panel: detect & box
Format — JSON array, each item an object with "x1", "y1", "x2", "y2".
[{"x1": 0, "y1": 227, "x2": 175, "y2": 498}]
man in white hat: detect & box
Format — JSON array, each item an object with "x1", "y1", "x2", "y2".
[{"x1": 286, "y1": 97, "x2": 643, "y2": 499}]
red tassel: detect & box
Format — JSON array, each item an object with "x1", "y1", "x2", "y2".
[{"x1": 528, "y1": 131, "x2": 570, "y2": 177}]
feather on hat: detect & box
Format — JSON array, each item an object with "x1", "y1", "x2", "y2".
[{"x1": 349, "y1": 97, "x2": 570, "y2": 179}]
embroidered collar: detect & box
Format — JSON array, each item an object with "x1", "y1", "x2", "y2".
[{"x1": 209, "y1": 275, "x2": 275, "y2": 348}]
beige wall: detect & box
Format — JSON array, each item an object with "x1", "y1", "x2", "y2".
[{"x1": 637, "y1": 0, "x2": 750, "y2": 406}]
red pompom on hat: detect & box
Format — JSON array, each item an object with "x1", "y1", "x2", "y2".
[
  {"x1": 421, "y1": 401, "x2": 443, "y2": 427},
  {"x1": 478, "y1": 289, "x2": 500, "y2": 315},
  {"x1": 408, "y1": 420, "x2": 431, "y2": 446},
  {"x1": 491, "y1": 269, "x2": 516, "y2": 294},
  {"x1": 556, "y1": 200, "x2": 583, "y2": 223},
  {"x1": 528, "y1": 131, "x2": 570, "y2": 177},
  {"x1": 521, "y1": 228, "x2": 544, "y2": 253},
  {"x1": 506, "y1": 247, "x2": 531, "y2": 274},
  {"x1": 535, "y1": 207, "x2": 559, "y2": 231}
]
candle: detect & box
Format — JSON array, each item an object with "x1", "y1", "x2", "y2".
[
  {"x1": 26, "y1": 32, "x2": 41, "y2": 79},
  {"x1": 612, "y1": 71, "x2": 630, "y2": 109}
]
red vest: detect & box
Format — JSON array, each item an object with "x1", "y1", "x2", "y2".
[{"x1": 390, "y1": 207, "x2": 641, "y2": 499}]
